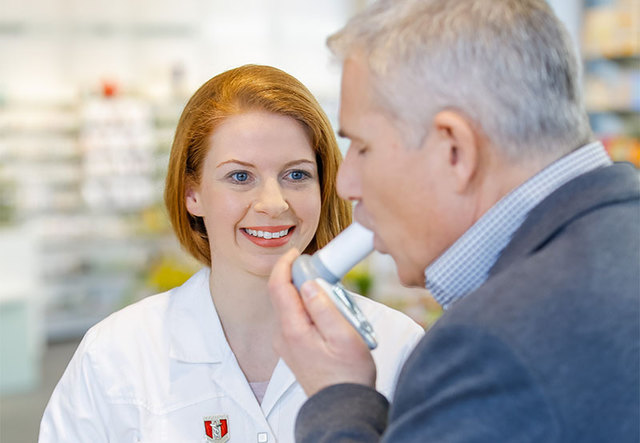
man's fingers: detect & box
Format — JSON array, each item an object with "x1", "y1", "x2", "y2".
[
  {"x1": 269, "y1": 255, "x2": 377, "y2": 393},
  {"x1": 299, "y1": 280, "x2": 366, "y2": 349}
]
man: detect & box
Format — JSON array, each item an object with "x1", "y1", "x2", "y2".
[{"x1": 268, "y1": 0, "x2": 640, "y2": 441}]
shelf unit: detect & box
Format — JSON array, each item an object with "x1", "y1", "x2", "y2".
[
  {"x1": 0, "y1": 0, "x2": 207, "y2": 341},
  {"x1": 0, "y1": 92, "x2": 200, "y2": 340},
  {"x1": 582, "y1": 0, "x2": 640, "y2": 166}
]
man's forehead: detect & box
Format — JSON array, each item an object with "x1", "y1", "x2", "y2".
[
  {"x1": 340, "y1": 56, "x2": 369, "y2": 98},
  {"x1": 338, "y1": 57, "x2": 375, "y2": 136}
]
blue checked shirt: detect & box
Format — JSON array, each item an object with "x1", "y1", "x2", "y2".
[{"x1": 425, "y1": 141, "x2": 613, "y2": 309}]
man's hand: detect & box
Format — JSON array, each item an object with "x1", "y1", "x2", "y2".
[{"x1": 268, "y1": 248, "x2": 376, "y2": 396}]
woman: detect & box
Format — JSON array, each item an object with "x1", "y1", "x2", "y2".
[{"x1": 39, "y1": 65, "x2": 423, "y2": 442}]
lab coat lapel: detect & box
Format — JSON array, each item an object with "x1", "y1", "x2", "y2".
[
  {"x1": 261, "y1": 359, "x2": 299, "y2": 417},
  {"x1": 210, "y1": 349, "x2": 275, "y2": 427},
  {"x1": 169, "y1": 268, "x2": 225, "y2": 363},
  {"x1": 168, "y1": 268, "x2": 275, "y2": 429}
]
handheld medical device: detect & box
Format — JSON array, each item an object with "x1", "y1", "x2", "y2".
[{"x1": 292, "y1": 222, "x2": 377, "y2": 349}]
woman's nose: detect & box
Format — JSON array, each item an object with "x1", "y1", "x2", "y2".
[{"x1": 254, "y1": 179, "x2": 289, "y2": 216}]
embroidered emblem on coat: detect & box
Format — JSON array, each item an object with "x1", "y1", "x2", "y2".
[{"x1": 204, "y1": 415, "x2": 229, "y2": 442}]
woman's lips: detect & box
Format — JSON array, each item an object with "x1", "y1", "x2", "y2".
[{"x1": 241, "y1": 226, "x2": 295, "y2": 248}]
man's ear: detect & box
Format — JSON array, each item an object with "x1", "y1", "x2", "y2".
[
  {"x1": 432, "y1": 110, "x2": 481, "y2": 193},
  {"x1": 185, "y1": 185, "x2": 204, "y2": 217}
]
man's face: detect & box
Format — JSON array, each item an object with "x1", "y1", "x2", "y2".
[{"x1": 336, "y1": 56, "x2": 464, "y2": 287}]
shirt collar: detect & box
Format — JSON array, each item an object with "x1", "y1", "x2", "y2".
[
  {"x1": 168, "y1": 267, "x2": 230, "y2": 363},
  {"x1": 425, "y1": 141, "x2": 612, "y2": 309}
]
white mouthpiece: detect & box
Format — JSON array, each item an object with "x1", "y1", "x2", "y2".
[{"x1": 316, "y1": 222, "x2": 374, "y2": 279}]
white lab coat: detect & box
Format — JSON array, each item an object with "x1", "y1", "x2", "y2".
[{"x1": 39, "y1": 268, "x2": 424, "y2": 443}]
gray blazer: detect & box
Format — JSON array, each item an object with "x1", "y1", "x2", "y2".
[{"x1": 296, "y1": 163, "x2": 640, "y2": 442}]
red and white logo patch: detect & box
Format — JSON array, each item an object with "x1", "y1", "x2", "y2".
[{"x1": 204, "y1": 415, "x2": 229, "y2": 442}]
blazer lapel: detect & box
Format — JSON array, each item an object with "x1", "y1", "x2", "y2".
[{"x1": 490, "y1": 163, "x2": 639, "y2": 277}]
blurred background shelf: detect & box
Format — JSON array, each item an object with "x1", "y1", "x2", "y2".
[{"x1": 582, "y1": 0, "x2": 639, "y2": 166}]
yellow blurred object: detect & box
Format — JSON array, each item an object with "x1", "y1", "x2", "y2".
[
  {"x1": 141, "y1": 205, "x2": 172, "y2": 234},
  {"x1": 145, "y1": 255, "x2": 199, "y2": 293},
  {"x1": 343, "y1": 261, "x2": 374, "y2": 297},
  {"x1": 582, "y1": 0, "x2": 640, "y2": 58},
  {"x1": 603, "y1": 136, "x2": 640, "y2": 167}
]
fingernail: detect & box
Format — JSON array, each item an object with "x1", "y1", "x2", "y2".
[{"x1": 301, "y1": 281, "x2": 318, "y2": 300}]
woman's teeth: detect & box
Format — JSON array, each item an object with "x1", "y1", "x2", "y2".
[{"x1": 244, "y1": 228, "x2": 290, "y2": 239}]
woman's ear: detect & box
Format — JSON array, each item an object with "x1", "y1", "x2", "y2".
[
  {"x1": 185, "y1": 185, "x2": 204, "y2": 217},
  {"x1": 432, "y1": 110, "x2": 481, "y2": 194}
]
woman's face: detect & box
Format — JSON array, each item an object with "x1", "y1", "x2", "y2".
[{"x1": 186, "y1": 110, "x2": 322, "y2": 277}]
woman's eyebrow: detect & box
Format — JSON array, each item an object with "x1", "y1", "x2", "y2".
[
  {"x1": 216, "y1": 159, "x2": 316, "y2": 168},
  {"x1": 283, "y1": 159, "x2": 316, "y2": 168},
  {"x1": 216, "y1": 159, "x2": 253, "y2": 168}
]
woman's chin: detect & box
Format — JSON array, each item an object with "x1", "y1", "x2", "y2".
[{"x1": 246, "y1": 258, "x2": 280, "y2": 279}]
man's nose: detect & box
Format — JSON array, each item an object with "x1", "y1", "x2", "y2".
[
  {"x1": 336, "y1": 147, "x2": 361, "y2": 202},
  {"x1": 254, "y1": 178, "x2": 289, "y2": 216}
]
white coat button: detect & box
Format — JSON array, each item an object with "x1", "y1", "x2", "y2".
[{"x1": 257, "y1": 432, "x2": 268, "y2": 442}]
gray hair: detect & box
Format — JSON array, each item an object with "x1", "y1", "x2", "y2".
[{"x1": 328, "y1": 0, "x2": 593, "y2": 161}]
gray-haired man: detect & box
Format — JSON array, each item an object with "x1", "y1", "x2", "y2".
[{"x1": 269, "y1": 0, "x2": 639, "y2": 441}]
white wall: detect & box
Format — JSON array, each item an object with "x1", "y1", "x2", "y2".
[{"x1": 0, "y1": 0, "x2": 358, "y2": 109}]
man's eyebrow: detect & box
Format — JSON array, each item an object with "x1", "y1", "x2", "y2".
[{"x1": 337, "y1": 129, "x2": 361, "y2": 142}]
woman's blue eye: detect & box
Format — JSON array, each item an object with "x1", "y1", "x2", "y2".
[
  {"x1": 232, "y1": 172, "x2": 249, "y2": 182},
  {"x1": 288, "y1": 170, "x2": 309, "y2": 180}
]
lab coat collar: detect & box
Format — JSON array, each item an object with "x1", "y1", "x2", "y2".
[
  {"x1": 167, "y1": 267, "x2": 300, "y2": 417},
  {"x1": 168, "y1": 267, "x2": 229, "y2": 363},
  {"x1": 261, "y1": 359, "x2": 299, "y2": 416}
]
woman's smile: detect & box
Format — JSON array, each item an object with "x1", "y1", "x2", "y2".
[{"x1": 241, "y1": 225, "x2": 296, "y2": 248}]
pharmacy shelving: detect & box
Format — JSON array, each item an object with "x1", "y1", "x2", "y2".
[
  {"x1": 0, "y1": 93, "x2": 195, "y2": 340},
  {"x1": 582, "y1": 0, "x2": 640, "y2": 166}
]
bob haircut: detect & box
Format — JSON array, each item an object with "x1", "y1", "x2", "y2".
[{"x1": 165, "y1": 64, "x2": 352, "y2": 266}]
